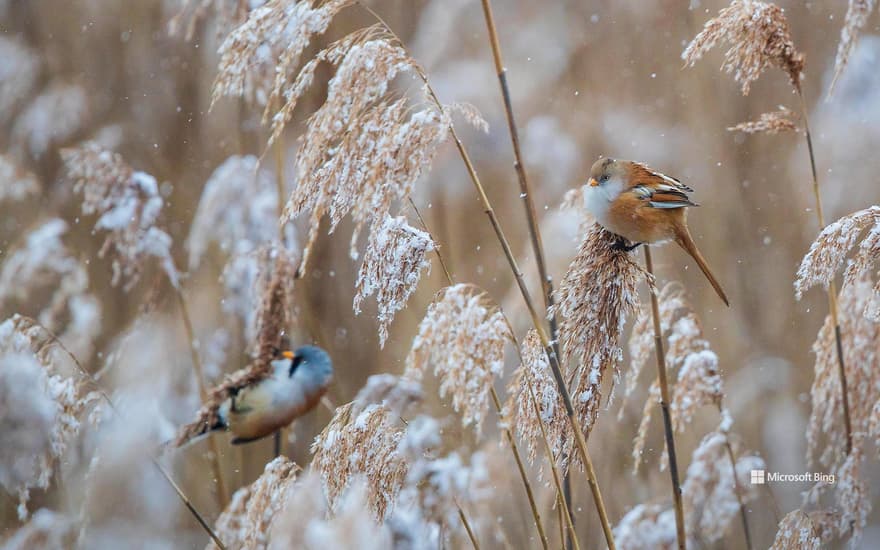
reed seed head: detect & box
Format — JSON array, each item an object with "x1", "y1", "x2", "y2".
[{"x1": 728, "y1": 107, "x2": 798, "y2": 134}]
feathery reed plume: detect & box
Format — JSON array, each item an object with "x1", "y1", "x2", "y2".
[
  {"x1": 681, "y1": 426, "x2": 764, "y2": 545},
  {"x1": 0, "y1": 219, "x2": 101, "y2": 361},
  {"x1": 830, "y1": 442, "x2": 869, "y2": 547},
  {"x1": 208, "y1": 457, "x2": 301, "y2": 550},
  {"x1": 169, "y1": 0, "x2": 252, "y2": 42},
  {"x1": 405, "y1": 284, "x2": 510, "y2": 435},
  {"x1": 551, "y1": 224, "x2": 643, "y2": 446},
  {"x1": 173, "y1": 245, "x2": 298, "y2": 446},
  {"x1": 796, "y1": 206, "x2": 880, "y2": 320},
  {"x1": 769, "y1": 511, "x2": 822, "y2": 550},
  {"x1": 1, "y1": 508, "x2": 76, "y2": 549},
  {"x1": 353, "y1": 215, "x2": 435, "y2": 347},
  {"x1": 0, "y1": 154, "x2": 40, "y2": 203},
  {"x1": 0, "y1": 316, "x2": 98, "y2": 519},
  {"x1": 268, "y1": 472, "x2": 392, "y2": 550},
  {"x1": 188, "y1": 155, "x2": 295, "y2": 271},
  {"x1": 727, "y1": 107, "x2": 798, "y2": 134},
  {"x1": 61, "y1": 142, "x2": 177, "y2": 291},
  {"x1": 211, "y1": 0, "x2": 349, "y2": 110},
  {"x1": 829, "y1": 0, "x2": 878, "y2": 96},
  {"x1": 504, "y1": 329, "x2": 567, "y2": 473},
  {"x1": 13, "y1": 83, "x2": 90, "y2": 158},
  {"x1": 614, "y1": 504, "x2": 677, "y2": 549},
  {"x1": 0, "y1": 36, "x2": 40, "y2": 125},
  {"x1": 681, "y1": 0, "x2": 804, "y2": 94}
]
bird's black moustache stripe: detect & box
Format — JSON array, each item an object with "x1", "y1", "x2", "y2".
[{"x1": 288, "y1": 355, "x2": 304, "y2": 377}]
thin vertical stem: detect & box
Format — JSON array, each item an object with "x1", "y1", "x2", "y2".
[
  {"x1": 409, "y1": 200, "x2": 549, "y2": 550},
  {"x1": 796, "y1": 87, "x2": 853, "y2": 455},
  {"x1": 176, "y1": 289, "x2": 229, "y2": 508},
  {"x1": 643, "y1": 247, "x2": 686, "y2": 550},
  {"x1": 718, "y1": 420, "x2": 754, "y2": 550},
  {"x1": 457, "y1": 501, "x2": 481, "y2": 550},
  {"x1": 273, "y1": 114, "x2": 287, "y2": 458}
]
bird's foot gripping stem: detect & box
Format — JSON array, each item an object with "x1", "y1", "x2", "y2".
[{"x1": 611, "y1": 238, "x2": 642, "y2": 252}]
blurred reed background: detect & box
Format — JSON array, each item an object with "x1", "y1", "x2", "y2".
[{"x1": 0, "y1": 0, "x2": 878, "y2": 548}]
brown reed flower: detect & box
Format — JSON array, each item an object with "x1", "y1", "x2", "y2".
[
  {"x1": 209, "y1": 456, "x2": 301, "y2": 550},
  {"x1": 187, "y1": 155, "x2": 294, "y2": 270},
  {"x1": 806, "y1": 273, "x2": 878, "y2": 472},
  {"x1": 0, "y1": 316, "x2": 98, "y2": 519},
  {"x1": 405, "y1": 284, "x2": 510, "y2": 435},
  {"x1": 682, "y1": 0, "x2": 805, "y2": 94},
  {"x1": 728, "y1": 107, "x2": 798, "y2": 134},
  {"x1": 211, "y1": 0, "x2": 349, "y2": 109},
  {"x1": 354, "y1": 215, "x2": 434, "y2": 347},
  {"x1": 0, "y1": 36, "x2": 40, "y2": 125},
  {"x1": 552, "y1": 223, "x2": 643, "y2": 442},
  {"x1": 13, "y1": 83, "x2": 90, "y2": 157},
  {"x1": 830, "y1": 0, "x2": 878, "y2": 95},
  {"x1": 168, "y1": 0, "x2": 252, "y2": 42},
  {"x1": 770, "y1": 511, "x2": 822, "y2": 550},
  {"x1": 0, "y1": 154, "x2": 40, "y2": 203},
  {"x1": 795, "y1": 206, "x2": 880, "y2": 308},
  {"x1": 0, "y1": 219, "x2": 101, "y2": 362},
  {"x1": 504, "y1": 329, "x2": 567, "y2": 475},
  {"x1": 682, "y1": 427, "x2": 764, "y2": 544},
  {"x1": 174, "y1": 244, "x2": 297, "y2": 446},
  {"x1": 61, "y1": 142, "x2": 178, "y2": 291}
]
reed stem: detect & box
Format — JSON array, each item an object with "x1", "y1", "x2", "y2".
[
  {"x1": 718, "y1": 415, "x2": 754, "y2": 550},
  {"x1": 643, "y1": 247, "x2": 686, "y2": 550},
  {"x1": 457, "y1": 501, "x2": 481, "y2": 550},
  {"x1": 175, "y1": 289, "x2": 229, "y2": 507},
  {"x1": 795, "y1": 87, "x2": 853, "y2": 456}
]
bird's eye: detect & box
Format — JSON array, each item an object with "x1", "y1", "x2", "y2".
[
  {"x1": 600, "y1": 175, "x2": 609, "y2": 183},
  {"x1": 288, "y1": 355, "x2": 305, "y2": 377}
]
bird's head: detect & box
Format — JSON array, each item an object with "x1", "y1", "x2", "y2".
[
  {"x1": 274, "y1": 345, "x2": 333, "y2": 385},
  {"x1": 588, "y1": 157, "x2": 628, "y2": 188}
]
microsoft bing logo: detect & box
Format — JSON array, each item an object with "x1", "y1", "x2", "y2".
[{"x1": 750, "y1": 469, "x2": 765, "y2": 485}]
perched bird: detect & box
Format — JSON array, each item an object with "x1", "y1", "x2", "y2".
[
  {"x1": 584, "y1": 157, "x2": 729, "y2": 306},
  {"x1": 174, "y1": 345, "x2": 333, "y2": 446}
]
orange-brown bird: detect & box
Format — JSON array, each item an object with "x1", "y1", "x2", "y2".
[{"x1": 584, "y1": 157, "x2": 730, "y2": 306}]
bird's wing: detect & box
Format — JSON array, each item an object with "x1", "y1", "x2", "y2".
[{"x1": 629, "y1": 163, "x2": 697, "y2": 209}]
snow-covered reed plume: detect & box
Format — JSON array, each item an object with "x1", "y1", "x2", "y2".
[
  {"x1": 354, "y1": 215, "x2": 434, "y2": 347},
  {"x1": 1, "y1": 508, "x2": 76, "y2": 549},
  {"x1": 727, "y1": 107, "x2": 798, "y2": 135},
  {"x1": 13, "y1": 83, "x2": 90, "y2": 157},
  {"x1": 209, "y1": 456, "x2": 301, "y2": 550},
  {"x1": 0, "y1": 316, "x2": 98, "y2": 519},
  {"x1": 795, "y1": 206, "x2": 880, "y2": 320},
  {"x1": 552, "y1": 224, "x2": 643, "y2": 444},
  {"x1": 769, "y1": 511, "x2": 823, "y2": 550},
  {"x1": 829, "y1": 0, "x2": 878, "y2": 95},
  {"x1": 682, "y1": 0, "x2": 804, "y2": 94},
  {"x1": 61, "y1": 142, "x2": 177, "y2": 291},
  {"x1": 168, "y1": 0, "x2": 253, "y2": 42},
  {"x1": 0, "y1": 36, "x2": 40, "y2": 125},
  {"x1": 405, "y1": 284, "x2": 510, "y2": 435},
  {"x1": 0, "y1": 154, "x2": 40, "y2": 203},
  {"x1": 504, "y1": 329, "x2": 567, "y2": 475}
]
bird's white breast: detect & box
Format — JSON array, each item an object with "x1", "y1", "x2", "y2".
[{"x1": 582, "y1": 178, "x2": 623, "y2": 229}]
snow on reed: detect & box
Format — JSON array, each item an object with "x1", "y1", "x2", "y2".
[
  {"x1": 0, "y1": 36, "x2": 40, "y2": 125},
  {"x1": 405, "y1": 284, "x2": 510, "y2": 435},
  {"x1": 727, "y1": 107, "x2": 798, "y2": 134},
  {"x1": 354, "y1": 215, "x2": 434, "y2": 347},
  {"x1": 61, "y1": 142, "x2": 178, "y2": 291},
  {"x1": 829, "y1": 0, "x2": 878, "y2": 95},
  {"x1": 769, "y1": 511, "x2": 822, "y2": 550},
  {"x1": 0, "y1": 508, "x2": 76, "y2": 549},
  {"x1": 13, "y1": 83, "x2": 90, "y2": 157},
  {"x1": 0, "y1": 153, "x2": 40, "y2": 203},
  {"x1": 682, "y1": 0, "x2": 805, "y2": 94}
]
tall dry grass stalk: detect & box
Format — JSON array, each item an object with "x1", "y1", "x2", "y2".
[
  {"x1": 683, "y1": 0, "x2": 855, "y2": 457},
  {"x1": 641, "y1": 249, "x2": 686, "y2": 550}
]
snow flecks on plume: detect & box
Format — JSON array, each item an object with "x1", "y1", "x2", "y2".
[
  {"x1": 504, "y1": 329, "x2": 568, "y2": 477},
  {"x1": 0, "y1": 153, "x2": 40, "y2": 203},
  {"x1": 0, "y1": 36, "x2": 40, "y2": 125},
  {"x1": 354, "y1": 215, "x2": 434, "y2": 347},
  {"x1": 61, "y1": 142, "x2": 178, "y2": 291},
  {"x1": 551, "y1": 224, "x2": 643, "y2": 451},
  {"x1": 405, "y1": 284, "x2": 510, "y2": 435},
  {"x1": 769, "y1": 511, "x2": 822, "y2": 550}
]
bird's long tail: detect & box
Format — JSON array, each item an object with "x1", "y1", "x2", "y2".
[{"x1": 674, "y1": 225, "x2": 730, "y2": 307}]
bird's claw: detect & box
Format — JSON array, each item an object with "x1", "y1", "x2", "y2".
[{"x1": 611, "y1": 238, "x2": 642, "y2": 252}]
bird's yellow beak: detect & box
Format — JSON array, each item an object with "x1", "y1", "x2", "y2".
[
  {"x1": 588, "y1": 177, "x2": 599, "y2": 187},
  {"x1": 282, "y1": 350, "x2": 295, "y2": 359}
]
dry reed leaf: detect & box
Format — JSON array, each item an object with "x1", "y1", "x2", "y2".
[
  {"x1": 829, "y1": 0, "x2": 878, "y2": 96},
  {"x1": 728, "y1": 107, "x2": 798, "y2": 134},
  {"x1": 208, "y1": 456, "x2": 301, "y2": 550},
  {"x1": 682, "y1": 0, "x2": 805, "y2": 94},
  {"x1": 504, "y1": 329, "x2": 568, "y2": 476},
  {"x1": 61, "y1": 142, "x2": 178, "y2": 291},
  {"x1": 405, "y1": 284, "x2": 510, "y2": 435},
  {"x1": 0, "y1": 153, "x2": 40, "y2": 203},
  {"x1": 353, "y1": 215, "x2": 435, "y2": 347},
  {"x1": 552, "y1": 223, "x2": 643, "y2": 447},
  {"x1": 770, "y1": 510, "x2": 822, "y2": 550}
]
